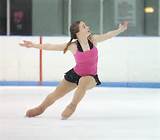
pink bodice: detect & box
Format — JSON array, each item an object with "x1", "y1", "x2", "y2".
[{"x1": 73, "y1": 46, "x2": 98, "y2": 76}]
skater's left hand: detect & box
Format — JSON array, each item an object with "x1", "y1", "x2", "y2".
[{"x1": 118, "y1": 21, "x2": 128, "y2": 32}]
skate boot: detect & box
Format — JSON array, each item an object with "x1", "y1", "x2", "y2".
[{"x1": 61, "y1": 103, "x2": 77, "y2": 120}]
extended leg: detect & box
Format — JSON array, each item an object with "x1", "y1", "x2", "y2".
[
  {"x1": 61, "y1": 76, "x2": 96, "y2": 119},
  {"x1": 26, "y1": 79, "x2": 77, "y2": 117}
]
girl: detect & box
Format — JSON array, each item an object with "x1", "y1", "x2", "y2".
[{"x1": 20, "y1": 20, "x2": 128, "y2": 120}]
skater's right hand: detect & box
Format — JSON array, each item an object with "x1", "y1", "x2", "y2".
[{"x1": 19, "y1": 40, "x2": 34, "y2": 48}]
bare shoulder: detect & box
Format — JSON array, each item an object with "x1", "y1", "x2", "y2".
[{"x1": 68, "y1": 41, "x2": 77, "y2": 55}]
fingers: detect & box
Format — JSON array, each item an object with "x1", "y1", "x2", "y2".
[
  {"x1": 119, "y1": 21, "x2": 128, "y2": 31},
  {"x1": 19, "y1": 43, "x2": 25, "y2": 46},
  {"x1": 122, "y1": 21, "x2": 128, "y2": 28},
  {"x1": 23, "y1": 40, "x2": 31, "y2": 44},
  {"x1": 122, "y1": 21, "x2": 128, "y2": 25},
  {"x1": 19, "y1": 41, "x2": 26, "y2": 47},
  {"x1": 19, "y1": 40, "x2": 32, "y2": 48}
]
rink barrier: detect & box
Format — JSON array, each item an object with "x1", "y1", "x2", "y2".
[
  {"x1": 1, "y1": 36, "x2": 160, "y2": 83},
  {"x1": 0, "y1": 81, "x2": 160, "y2": 88}
]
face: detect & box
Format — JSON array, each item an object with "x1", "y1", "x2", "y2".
[{"x1": 77, "y1": 21, "x2": 91, "y2": 37}]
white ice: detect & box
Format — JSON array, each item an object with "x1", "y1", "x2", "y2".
[{"x1": 0, "y1": 86, "x2": 160, "y2": 140}]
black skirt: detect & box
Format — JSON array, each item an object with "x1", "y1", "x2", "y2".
[{"x1": 64, "y1": 68, "x2": 101, "y2": 86}]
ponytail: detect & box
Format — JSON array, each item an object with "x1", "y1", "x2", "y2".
[{"x1": 63, "y1": 38, "x2": 73, "y2": 54}]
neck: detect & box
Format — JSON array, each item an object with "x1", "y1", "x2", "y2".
[{"x1": 77, "y1": 35, "x2": 88, "y2": 45}]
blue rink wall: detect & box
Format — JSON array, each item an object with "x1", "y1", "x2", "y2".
[
  {"x1": 0, "y1": 36, "x2": 160, "y2": 88},
  {"x1": 0, "y1": 81, "x2": 160, "y2": 88}
]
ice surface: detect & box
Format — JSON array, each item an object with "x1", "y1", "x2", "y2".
[{"x1": 0, "y1": 86, "x2": 160, "y2": 140}]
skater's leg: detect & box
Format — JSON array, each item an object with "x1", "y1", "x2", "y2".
[
  {"x1": 26, "y1": 79, "x2": 77, "y2": 117},
  {"x1": 61, "y1": 76, "x2": 96, "y2": 119}
]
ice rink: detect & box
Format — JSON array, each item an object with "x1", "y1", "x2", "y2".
[{"x1": 0, "y1": 86, "x2": 160, "y2": 140}]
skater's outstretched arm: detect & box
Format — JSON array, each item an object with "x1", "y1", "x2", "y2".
[
  {"x1": 92, "y1": 21, "x2": 128, "y2": 43},
  {"x1": 19, "y1": 40, "x2": 74, "y2": 51}
]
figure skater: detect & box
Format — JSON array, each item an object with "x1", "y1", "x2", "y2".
[{"x1": 20, "y1": 20, "x2": 128, "y2": 119}]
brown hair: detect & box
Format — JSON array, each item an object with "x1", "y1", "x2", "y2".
[{"x1": 63, "y1": 21, "x2": 81, "y2": 54}]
